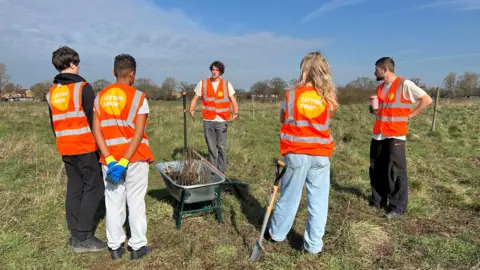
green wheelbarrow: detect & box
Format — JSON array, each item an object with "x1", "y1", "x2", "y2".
[{"x1": 155, "y1": 158, "x2": 244, "y2": 229}]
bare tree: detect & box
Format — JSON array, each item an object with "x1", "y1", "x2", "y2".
[
  {"x1": 269, "y1": 77, "x2": 288, "y2": 96},
  {"x1": 180, "y1": 81, "x2": 196, "y2": 93},
  {"x1": 457, "y1": 72, "x2": 480, "y2": 97},
  {"x1": 30, "y1": 81, "x2": 53, "y2": 101},
  {"x1": 250, "y1": 80, "x2": 270, "y2": 97},
  {"x1": 160, "y1": 77, "x2": 177, "y2": 100},
  {"x1": 2, "y1": 83, "x2": 18, "y2": 93},
  {"x1": 442, "y1": 72, "x2": 457, "y2": 98},
  {"x1": 345, "y1": 76, "x2": 378, "y2": 91},
  {"x1": 92, "y1": 79, "x2": 111, "y2": 93},
  {"x1": 134, "y1": 78, "x2": 160, "y2": 100}
]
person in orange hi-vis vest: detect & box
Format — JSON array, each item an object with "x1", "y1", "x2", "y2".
[
  {"x1": 368, "y1": 57, "x2": 432, "y2": 220},
  {"x1": 188, "y1": 60, "x2": 239, "y2": 174},
  {"x1": 92, "y1": 54, "x2": 154, "y2": 261},
  {"x1": 46, "y1": 46, "x2": 107, "y2": 253},
  {"x1": 265, "y1": 51, "x2": 337, "y2": 256}
]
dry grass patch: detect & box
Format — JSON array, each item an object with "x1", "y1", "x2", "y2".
[{"x1": 348, "y1": 221, "x2": 392, "y2": 259}]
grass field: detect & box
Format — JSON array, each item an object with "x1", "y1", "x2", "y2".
[{"x1": 0, "y1": 99, "x2": 479, "y2": 269}]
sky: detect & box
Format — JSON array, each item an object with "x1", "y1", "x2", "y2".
[{"x1": 0, "y1": 0, "x2": 479, "y2": 90}]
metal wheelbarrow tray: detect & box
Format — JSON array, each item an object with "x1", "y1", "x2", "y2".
[{"x1": 155, "y1": 159, "x2": 227, "y2": 229}]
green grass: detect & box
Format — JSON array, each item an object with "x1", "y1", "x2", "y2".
[{"x1": 0, "y1": 100, "x2": 479, "y2": 269}]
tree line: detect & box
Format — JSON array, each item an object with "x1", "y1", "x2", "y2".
[{"x1": 0, "y1": 62, "x2": 479, "y2": 104}]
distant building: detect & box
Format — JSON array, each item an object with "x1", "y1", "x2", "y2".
[
  {"x1": 466, "y1": 88, "x2": 480, "y2": 99},
  {"x1": 171, "y1": 91, "x2": 182, "y2": 99},
  {"x1": 0, "y1": 89, "x2": 34, "y2": 101}
]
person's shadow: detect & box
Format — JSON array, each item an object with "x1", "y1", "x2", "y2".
[
  {"x1": 227, "y1": 176, "x2": 304, "y2": 251},
  {"x1": 330, "y1": 170, "x2": 370, "y2": 202}
]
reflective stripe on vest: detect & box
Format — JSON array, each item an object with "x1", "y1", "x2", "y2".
[
  {"x1": 47, "y1": 82, "x2": 85, "y2": 122},
  {"x1": 55, "y1": 126, "x2": 91, "y2": 137},
  {"x1": 280, "y1": 133, "x2": 333, "y2": 144},
  {"x1": 105, "y1": 137, "x2": 149, "y2": 147}
]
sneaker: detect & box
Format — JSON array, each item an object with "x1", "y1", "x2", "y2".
[
  {"x1": 368, "y1": 201, "x2": 386, "y2": 211},
  {"x1": 111, "y1": 246, "x2": 126, "y2": 260},
  {"x1": 302, "y1": 248, "x2": 322, "y2": 257},
  {"x1": 68, "y1": 237, "x2": 78, "y2": 248},
  {"x1": 384, "y1": 211, "x2": 401, "y2": 220},
  {"x1": 71, "y1": 235, "x2": 107, "y2": 253},
  {"x1": 131, "y1": 246, "x2": 153, "y2": 260},
  {"x1": 263, "y1": 231, "x2": 274, "y2": 243}
]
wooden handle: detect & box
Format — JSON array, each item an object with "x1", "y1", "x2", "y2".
[
  {"x1": 277, "y1": 160, "x2": 286, "y2": 167},
  {"x1": 266, "y1": 186, "x2": 279, "y2": 215}
]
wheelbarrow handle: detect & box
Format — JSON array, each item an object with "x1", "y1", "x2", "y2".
[{"x1": 220, "y1": 181, "x2": 248, "y2": 187}]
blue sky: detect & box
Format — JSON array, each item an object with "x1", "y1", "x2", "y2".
[{"x1": 0, "y1": 0, "x2": 479, "y2": 89}]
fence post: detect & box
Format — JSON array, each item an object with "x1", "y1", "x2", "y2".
[
  {"x1": 431, "y1": 87, "x2": 440, "y2": 132},
  {"x1": 182, "y1": 91, "x2": 187, "y2": 155},
  {"x1": 252, "y1": 94, "x2": 255, "y2": 119}
]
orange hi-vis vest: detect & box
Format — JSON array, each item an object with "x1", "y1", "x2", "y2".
[
  {"x1": 280, "y1": 86, "x2": 336, "y2": 157},
  {"x1": 46, "y1": 82, "x2": 97, "y2": 156},
  {"x1": 201, "y1": 78, "x2": 231, "y2": 120},
  {"x1": 94, "y1": 83, "x2": 154, "y2": 165},
  {"x1": 373, "y1": 77, "x2": 412, "y2": 137}
]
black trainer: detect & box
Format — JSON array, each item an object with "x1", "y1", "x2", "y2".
[
  {"x1": 131, "y1": 246, "x2": 153, "y2": 260},
  {"x1": 263, "y1": 230, "x2": 275, "y2": 243},
  {"x1": 385, "y1": 211, "x2": 401, "y2": 220},
  {"x1": 71, "y1": 235, "x2": 107, "y2": 253},
  {"x1": 302, "y1": 249, "x2": 322, "y2": 257},
  {"x1": 111, "y1": 246, "x2": 126, "y2": 260},
  {"x1": 68, "y1": 237, "x2": 78, "y2": 248}
]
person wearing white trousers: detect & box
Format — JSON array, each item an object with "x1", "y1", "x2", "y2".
[{"x1": 102, "y1": 162, "x2": 149, "y2": 253}]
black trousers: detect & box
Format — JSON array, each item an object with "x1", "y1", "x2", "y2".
[
  {"x1": 369, "y1": 138, "x2": 408, "y2": 213},
  {"x1": 62, "y1": 151, "x2": 104, "y2": 241}
]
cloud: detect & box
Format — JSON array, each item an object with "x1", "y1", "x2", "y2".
[
  {"x1": 302, "y1": 0, "x2": 368, "y2": 22},
  {"x1": 396, "y1": 52, "x2": 480, "y2": 64},
  {"x1": 411, "y1": 0, "x2": 480, "y2": 11},
  {"x1": 0, "y1": 0, "x2": 334, "y2": 89}
]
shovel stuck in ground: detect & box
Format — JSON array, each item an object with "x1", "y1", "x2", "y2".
[{"x1": 250, "y1": 159, "x2": 287, "y2": 262}]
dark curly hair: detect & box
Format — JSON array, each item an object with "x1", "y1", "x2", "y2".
[{"x1": 209, "y1": 61, "x2": 225, "y2": 75}]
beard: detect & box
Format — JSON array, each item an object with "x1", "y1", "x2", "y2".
[{"x1": 375, "y1": 74, "x2": 385, "y2": 81}]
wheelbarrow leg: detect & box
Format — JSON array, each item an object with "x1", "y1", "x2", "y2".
[
  {"x1": 216, "y1": 186, "x2": 222, "y2": 224},
  {"x1": 176, "y1": 190, "x2": 186, "y2": 229}
]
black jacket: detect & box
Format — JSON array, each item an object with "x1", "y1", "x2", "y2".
[{"x1": 48, "y1": 73, "x2": 96, "y2": 137}]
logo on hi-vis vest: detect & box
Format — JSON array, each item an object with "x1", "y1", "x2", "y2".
[
  {"x1": 51, "y1": 85, "x2": 71, "y2": 111},
  {"x1": 297, "y1": 90, "x2": 325, "y2": 119},
  {"x1": 217, "y1": 91, "x2": 224, "y2": 98},
  {"x1": 388, "y1": 92, "x2": 395, "y2": 101},
  {"x1": 100, "y1": 88, "x2": 127, "y2": 116}
]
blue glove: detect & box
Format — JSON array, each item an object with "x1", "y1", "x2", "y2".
[
  {"x1": 105, "y1": 155, "x2": 118, "y2": 170},
  {"x1": 106, "y1": 158, "x2": 129, "y2": 184}
]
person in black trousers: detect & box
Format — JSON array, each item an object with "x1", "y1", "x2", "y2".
[
  {"x1": 46, "y1": 46, "x2": 107, "y2": 252},
  {"x1": 369, "y1": 57, "x2": 432, "y2": 219}
]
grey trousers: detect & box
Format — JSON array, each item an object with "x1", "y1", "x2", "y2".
[{"x1": 203, "y1": 120, "x2": 228, "y2": 173}]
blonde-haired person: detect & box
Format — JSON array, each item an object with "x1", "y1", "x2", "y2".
[{"x1": 266, "y1": 51, "x2": 337, "y2": 255}]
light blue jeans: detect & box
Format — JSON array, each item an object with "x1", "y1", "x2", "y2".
[{"x1": 268, "y1": 153, "x2": 331, "y2": 254}]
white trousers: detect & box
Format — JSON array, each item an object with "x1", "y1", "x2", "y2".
[{"x1": 102, "y1": 162, "x2": 149, "y2": 250}]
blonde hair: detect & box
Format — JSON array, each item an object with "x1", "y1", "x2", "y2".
[{"x1": 297, "y1": 51, "x2": 338, "y2": 107}]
